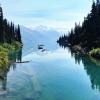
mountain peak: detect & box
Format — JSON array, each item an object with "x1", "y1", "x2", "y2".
[{"x1": 33, "y1": 25, "x2": 49, "y2": 31}]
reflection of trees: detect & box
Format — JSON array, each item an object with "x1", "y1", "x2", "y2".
[
  {"x1": 0, "y1": 48, "x2": 22, "y2": 92},
  {"x1": 16, "y1": 47, "x2": 22, "y2": 62},
  {"x1": 9, "y1": 48, "x2": 22, "y2": 63},
  {"x1": 69, "y1": 47, "x2": 100, "y2": 91},
  {"x1": 58, "y1": 42, "x2": 68, "y2": 49},
  {"x1": 0, "y1": 64, "x2": 10, "y2": 91},
  {"x1": 58, "y1": 43, "x2": 100, "y2": 92},
  {"x1": 82, "y1": 57, "x2": 100, "y2": 91}
]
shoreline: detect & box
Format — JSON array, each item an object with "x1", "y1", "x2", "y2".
[
  {"x1": 70, "y1": 45, "x2": 100, "y2": 61},
  {"x1": 0, "y1": 42, "x2": 22, "y2": 67}
]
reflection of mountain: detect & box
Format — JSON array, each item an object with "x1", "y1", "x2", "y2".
[{"x1": 21, "y1": 26, "x2": 60, "y2": 55}]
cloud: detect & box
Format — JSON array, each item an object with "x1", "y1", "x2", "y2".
[{"x1": 0, "y1": 0, "x2": 92, "y2": 31}]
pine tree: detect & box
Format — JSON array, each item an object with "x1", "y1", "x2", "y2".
[
  {"x1": 0, "y1": 5, "x2": 22, "y2": 44},
  {"x1": 58, "y1": 0, "x2": 100, "y2": 49},
  {"x1": 0, "y1": 5, "x2": 4, "y2": 42},
  {"x1": 17, "y1": 25, "x2": 22, "y2": 43},
  {"x1": 3, "y1": 18, "x2": 7, "y2": 42},
  {"x1": 15, "y1": 25, "x2": 22, "y2": 43}
]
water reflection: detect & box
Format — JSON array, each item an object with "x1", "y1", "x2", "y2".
[
  {"x1": 0, "y1": 48, "x2": 22, "y2": 92},
  {"x1": 16, "y1": 48, "x2": 22, "y2": 62},
  {"x1": 58, "y1": 43, "x2": 100, "y2": 92},
  {"x1": 0, "y1": 64, "x2": 10, "y2": 91}
]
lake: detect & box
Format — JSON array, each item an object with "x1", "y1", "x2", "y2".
[{"x1": 0, "y1": 43, "x2": 100, "y2": 100}]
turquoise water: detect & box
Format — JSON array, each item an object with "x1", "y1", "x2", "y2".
[{"x1": 0, "y1": 45, "x2": 100, "y2": 100}]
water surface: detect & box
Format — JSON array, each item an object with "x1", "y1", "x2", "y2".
[{"x1": 0, "y1": 44, "x2": 100, "y2": 100}]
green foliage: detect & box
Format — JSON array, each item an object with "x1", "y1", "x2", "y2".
[
  {"x1": 2, "y1": 43, "x2": 15, "y2": 51},
  {"x1": 0, "y1": 45, "x2": 9, "y2": 53},
  {"x1": 11, "y1": 41, "x2": 22, "y2": 51},
  {"x1": 0, "y1": 51, "x2": 8, "y2": 67},
  {"x1": 89, "y1": 48, "x2": 100, "y2": 59},
  {"x1": 0, "y1": 5, "x2": 22, "y2": 67},
  {"x1": 0, "y1": 42, "x2": 22, "y2": 66}
]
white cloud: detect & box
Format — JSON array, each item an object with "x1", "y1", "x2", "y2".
[{"x1": 0, "y1": 0, "x2": 92, "y2": 31}]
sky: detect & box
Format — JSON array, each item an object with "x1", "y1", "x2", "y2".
[{"x1": 0, "y1": 0, "x2": 92, "y2": 31}]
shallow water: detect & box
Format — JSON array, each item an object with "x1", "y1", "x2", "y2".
[{"x1": 0, "y1": 44, "x2": 100, "y2": 100}]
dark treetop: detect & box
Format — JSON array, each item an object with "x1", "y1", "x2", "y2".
[
  {"x1": 0, "y1": 5, "x2": 22, "y2": 44},
  {"x1": 57, "y1": 0, "x2": 100, "y2": 51}
]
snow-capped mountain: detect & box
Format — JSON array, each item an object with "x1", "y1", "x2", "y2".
[
  {"x1": 20, "y1": 26, "x2": 61, "y2": 55},
  {"x1": 32, "y1": 25, "x2": 49, "y2": 31}
]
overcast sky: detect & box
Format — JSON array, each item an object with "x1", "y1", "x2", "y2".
[{"x1": 0, "y1": 0, "x2": 92, "y2": 31}]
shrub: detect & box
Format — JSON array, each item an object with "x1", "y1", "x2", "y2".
[
  {"x1": 11, "y1": 41, "x2": 22, "y2": 51},
  {"x1": 0, "y1": 41, "x2": 22, "y2": 67},
  {"x1": 2, "y1": 43, "x2": 15, "y2": 51},
  {"x1": 0, "y1": 45, "x2": 9, "y2": 52},
  {"x1": 0, "y1": 51, "x2": 9, "y2": 67},
  {"x1": 89, "y1": 48, "x2": 100, "y2": 59}
]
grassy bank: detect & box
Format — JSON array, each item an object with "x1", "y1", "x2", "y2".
[
  {"x1": 0, "y1": 41, "x2": 22, "y2": 67},
  {"x1": 71, "y1": 45, "x2": 100, "y2": 60}
]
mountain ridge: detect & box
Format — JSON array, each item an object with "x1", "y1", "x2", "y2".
[{"x1": 21, "y1": 26, "x2": 61, "y2": 55}]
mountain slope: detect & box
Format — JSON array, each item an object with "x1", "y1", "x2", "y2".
[{"x1": 21, "y1": 26, "x2": 60, "y2": 55}]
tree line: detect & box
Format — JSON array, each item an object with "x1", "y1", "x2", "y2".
[
  {"x1": 57, "y1": 0, "x2": 100, "y2": 51},
  {"x1": 0, "y1": 5, "x2": 22, "y2": 44}
]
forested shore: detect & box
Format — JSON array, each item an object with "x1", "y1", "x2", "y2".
[
  {"x1": 0, "y1": 5, "x2": 22, "y2": 66},
  {"x1": 57, "y1": 0, "x2": 100, "y2": 60}
]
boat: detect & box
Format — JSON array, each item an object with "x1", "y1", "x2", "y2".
[{"x1": 38, "y1": 44, "x2": 44, "y2": 49}]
